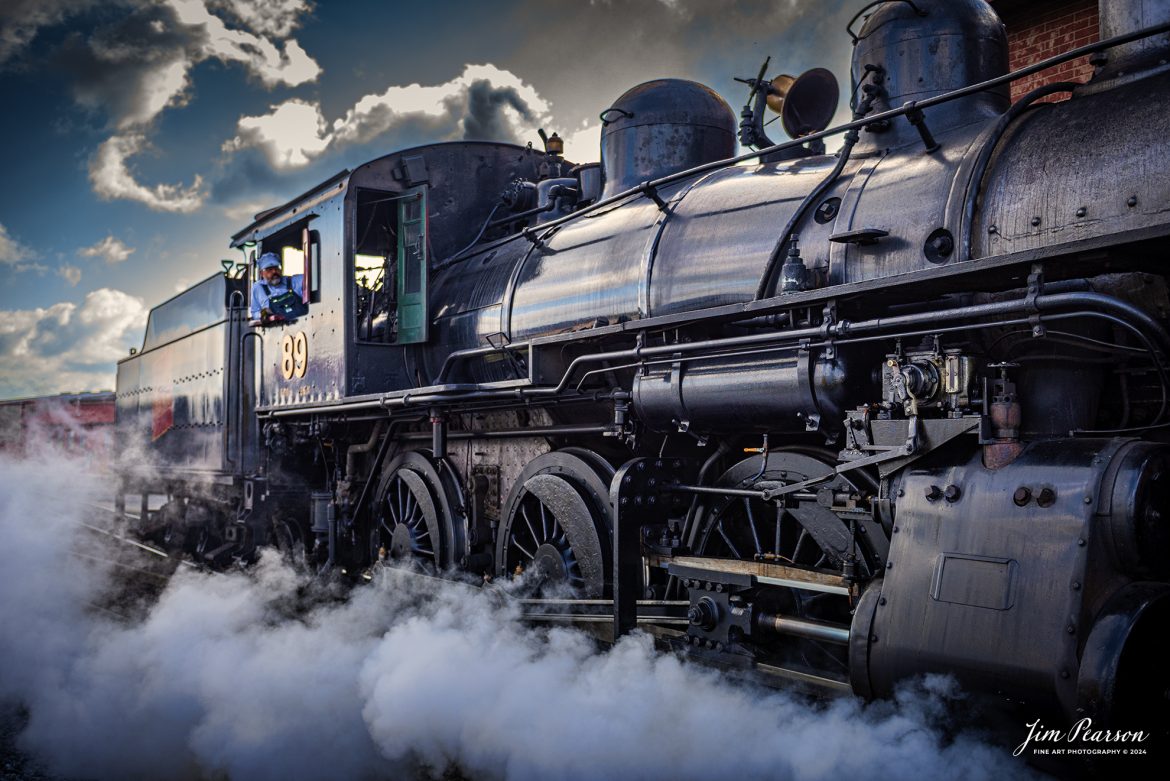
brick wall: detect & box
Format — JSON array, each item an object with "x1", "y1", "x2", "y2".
[{"x1": 995, "y1": 0, "x2": 1099, "y2": 101}]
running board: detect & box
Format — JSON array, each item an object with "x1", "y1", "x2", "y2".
[{"x1": 648, "y1": 553, "x2": 853, "y2": 596}]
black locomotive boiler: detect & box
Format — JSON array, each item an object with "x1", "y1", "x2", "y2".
[{"x1": 115, "y1": 0, "x2": 1170, "y2": 735}]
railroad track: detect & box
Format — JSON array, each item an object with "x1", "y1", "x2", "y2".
[
  {"x1": 71, "y1": 504, "x2": 195, "y2": 620},
  {"x1": 67, "y1": 509, "x2": 842, "y2": 691}
]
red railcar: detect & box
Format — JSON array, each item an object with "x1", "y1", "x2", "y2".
[{"x1": 0, "y1": 392, "x2": 116, "y2": 466}]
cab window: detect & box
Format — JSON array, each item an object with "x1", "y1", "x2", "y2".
[
  {"x1": 353, "y1": 187, "x2": 428, "y2": 344},
  {"x1": 353, "y1": 187, "x2": 395, "y2": 342},
  {"x1": 254, "y1": 219, "x2": 320, "y2": 318}
]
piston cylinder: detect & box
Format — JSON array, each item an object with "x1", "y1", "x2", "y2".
[{"x1": 631, "y1": 351, "x2": 854, "y2": 434}]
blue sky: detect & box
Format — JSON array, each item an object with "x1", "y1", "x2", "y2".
[{"x1": 0, "y1": 0, "x2": 855, "y2": 398}]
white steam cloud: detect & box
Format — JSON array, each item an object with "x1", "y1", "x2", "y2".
[{"x1": 0, "y1": 450, "x2": 1041, "y2": 780}]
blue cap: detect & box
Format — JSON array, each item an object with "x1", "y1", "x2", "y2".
[{"x1": 259, "y1": 252, "x2": 281, "y2": 270}]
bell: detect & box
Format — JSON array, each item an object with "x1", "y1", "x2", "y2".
[
  {"x1": 767, "y1": 67, "x2": 840, "y2": 139},
  {"x1": 545, "y1": 132, "x2": 564, "y2": 156},
  {"x1": 765, "y1": 74, "x2": 795, "y2": 114}
]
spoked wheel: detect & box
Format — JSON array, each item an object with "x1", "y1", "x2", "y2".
[
  {"x1": 691, "y1": 449, "x2": 881, "y2": 667},
  {"x1": 693, "y1": 450, "x2": 878, "y2": 577},
  {"x1": 272, "y1": 518, "x2": 309, "y2": 573},
  {"x1": 497, "y1": 450, "x2": 613, "y2": 597},
  {"x1": 145, "y1": 498, "x2": 181, "y2": 546},
  {"x1": 160, "y1": 501, "x2": 214, "y2": 556},
  {"x1": 161, "y1": 517, "x2": 188, "y2": 553},
  {"x1": 372, "y1": 451, "x2": 465, "y2": 572}
]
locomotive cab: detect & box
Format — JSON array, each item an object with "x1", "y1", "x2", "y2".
[
  {"x1": 232, "y1": 170, "x2": 348, "y2": 408},
  {"x1": 231, "y1": 141, "x2": 562, "y2": 409}
]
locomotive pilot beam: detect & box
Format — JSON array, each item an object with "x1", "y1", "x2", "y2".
[{"x1": 114, "y1": 0, "x2": 1170, "y2": 741}]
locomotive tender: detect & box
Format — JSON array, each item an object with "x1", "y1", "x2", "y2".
[{"x1": 115, "y1": 0, "x2": 1170, "y2": 732}]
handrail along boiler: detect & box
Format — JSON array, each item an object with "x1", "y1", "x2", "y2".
[{"x1": 114, "y1": 0, "x2": 1170, "y2": 734}]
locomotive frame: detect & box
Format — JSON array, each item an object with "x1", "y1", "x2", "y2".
[{"x1": 114, "y1": 0, "x2": 1170, "y2": 739}]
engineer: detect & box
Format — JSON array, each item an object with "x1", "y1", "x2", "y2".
[{"x1": 250, "y1": 252, "x2": 306, "y2": 324}]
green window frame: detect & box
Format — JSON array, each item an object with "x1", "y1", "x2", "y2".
[{"x1": 396, "y1": 186, "x2": 428, "y2": 344}]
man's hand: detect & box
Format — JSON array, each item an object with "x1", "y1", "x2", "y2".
[{"x1": 260, "y1": 308, "x2": 286, "y2": 326}]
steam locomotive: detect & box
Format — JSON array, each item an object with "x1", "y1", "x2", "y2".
[{"x1": 115, "y1": 0, "x2": 1170, "y2": 735}]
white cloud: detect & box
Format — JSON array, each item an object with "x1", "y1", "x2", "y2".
[
  {"x1": 332, "y1": 63, "x2": 549, "y2": 146},
  {"x1": 14, "y1": 261, "x2": 49, "y2": 274},
  {"x1": 67, "y1": 19, "x2": 195, "y2": 132},
  {"x1": 16, "y1": 1, "x2": 318, "y2": 130},
  {"x1": 166, "y1": 0, "x2": 320, "y2": 88},
  {"x1": 654, "y1": 0, "x2": 692, "y2": 18},
  {"x1": 0, "y1": 223, "x2": 49, "y2": 274},
  {"x1": 221, "y1": 199, "x2": 273, "y2": 221},
  {"x1": 57, "y1": 265, "x2": 82, "y2": 286},
  {"x1": 0, "y1": 288, "x2": 147, "y2": 397},
  {"x1": 0, "y1": 223, "x2": 32, "y2": 264},
  {"x1": 118, "y1": 58, "x2": 193, "y2": 130},
  {"x1": 79, "y1": 235, "x2": 136, "y2": 264},
  {"x1": 208, "y1": 0, "x2": 312, "y2": 39},
  {"x1": 84, "y1": 0, "x2": 320, "y2": 211},
  {"x1": 561, "y1": 120, "x2": 602, "y2": 163},
  {"x1": 222, "y1": 98, "x2": 329, "y2": 169},
  {"x1": 225, "y1": 63, "x2": 552, "y2": 170},
  {"x1": 89, "y1": 133, "x2": 207, "y2": 213},
  {"x1": 18, "y1": 0, "x2": 321, "y2": 212}
]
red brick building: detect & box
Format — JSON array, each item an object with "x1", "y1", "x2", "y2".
[{"x1": 994, "y1": 0, "x2": 1101, "y2": 100}]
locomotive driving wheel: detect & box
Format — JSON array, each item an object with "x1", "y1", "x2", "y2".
[
  {"x1": 497, "y1": 450, "x2": 613, "y2": 597},
  {"x1": 691, "y1": 449, "x2": 881, "y2": 668},
  {"x1": 692, "y1": 450, "x2": 879, "y2": 576},
  {"x1": 272, "y1": 518, "x2": 310, "y2": 573},
  {"x1": 372, "y1": 451, "x2": 465, "y2": 572}
]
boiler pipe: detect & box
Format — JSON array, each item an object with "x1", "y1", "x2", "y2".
[{"x1": 403, "y1": 290, "x2": 1170, "y2": 407}]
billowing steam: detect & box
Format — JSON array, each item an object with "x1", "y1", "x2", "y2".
[{"x1": 0, "y1": 449, "x2": 1040, "y2": 780}]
